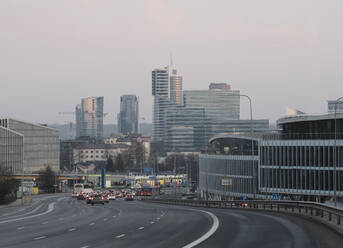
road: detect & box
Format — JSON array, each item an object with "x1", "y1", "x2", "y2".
[{"x1": 0, "y1": 194, "x2": 342, "y2": 248}]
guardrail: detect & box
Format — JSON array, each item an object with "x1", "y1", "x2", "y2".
[{"x1": 142, "y1": 198, "x2": 343, "y2": 229}]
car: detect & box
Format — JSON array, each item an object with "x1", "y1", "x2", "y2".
[
  {"x1": 89, "y1": 195, "x2": 105, "y2": 205},
  {"x1": 125, "y1": 194, "x2": 134, "y2": 201},
  {"x1": 71, "y1": 193, "x2": 79, "y2": 198},
  {"x1": 108, "y1": 194, "x2": 116, "y2": 200},
  {"x1": 77, "y1": 194, "x2": 86, "y2": 200}
]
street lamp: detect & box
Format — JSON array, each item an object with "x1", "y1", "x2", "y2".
[
  {"x1": 334, "y1": 97, "x2": 343, "y2": 207},
  {"x1": 237, "y1": 94, "x2": 255, "y2": 199}
]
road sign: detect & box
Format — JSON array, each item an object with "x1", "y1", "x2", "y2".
[{"x1": 272, "y1": 193, "x2": 279, "y2": 200}]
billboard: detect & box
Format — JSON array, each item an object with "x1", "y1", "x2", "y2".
[{"x1": 221, "y1": 178, "x2": 233, "y2": 186}]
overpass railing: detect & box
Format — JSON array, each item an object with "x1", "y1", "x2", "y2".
[{"x1": 142, "y1": 198, "x2": 343, "y2": 229}]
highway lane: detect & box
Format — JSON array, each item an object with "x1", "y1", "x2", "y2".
[{"x1": 0, "y1": 194, "x2": 342, "y2": 248}]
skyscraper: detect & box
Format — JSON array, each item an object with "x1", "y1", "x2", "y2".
[
  {"x1": 118, "y1": 95, "x2": 139, "y2": 134},
  {"x1": 76, "y1": 97, "x2": 104, "y2": 139},
  {"x1": 151, "y1": 65, "x2": 182, "y2": 142},
  {"x1": 170, "y1": 69, "x2": 183, "y2": 105}
]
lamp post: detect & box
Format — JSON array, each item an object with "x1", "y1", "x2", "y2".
[
  {"x1": 334, "y1": 97, "x2": 343, "y2": 207},
  {"x1": 238, "y1": 94, "x2": 255, "y2": 199}
]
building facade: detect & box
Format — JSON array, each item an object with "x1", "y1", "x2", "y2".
[
  {"x1": 259, "y1": 113, "x2": 343, "y2": 201},
  {"x1": 328, "y1": 100, "x2": 343, "y2": 113},
  {"x1": 0, "y1": 126, "x2": 24, "y2": 174},
  {"x1": 164, "y1": 106, "x2": 207, "y2": 153},
  {"x1": 183, "y1": 84, "x2": 240, "y2": 121},
  {"x1": 152, "y1": 66, "x2": 182, "y2": 142},
  {"x1": 199, "y1": 134, "x2": 259, "y2": 200},
  {"x1": 118, "y1": 95, "x2": 139, "y2": 134},
  {"x1": 0, "y1": 119, "x2": 60, "y2": 173},
  {"x1": 76, "y1": 96, "x2": 104, "y2": 139},
  {"x1": 73, "y1": 144, "x2": 129, "y2": 164}
]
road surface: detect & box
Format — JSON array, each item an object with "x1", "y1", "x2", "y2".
[{"x1": 0, "y1": 194, "x2": 342, "y2": 248}]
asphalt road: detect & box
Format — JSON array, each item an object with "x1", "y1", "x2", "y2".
[{"x1": 0, "y1": 194, "x2": 342, "y2": 248}]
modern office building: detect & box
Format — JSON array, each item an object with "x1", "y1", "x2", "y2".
[
  {"x1": 0, "y1": 118, "x2": 60, "y2": 173},
  {"x1": 184, "y1": 84, "x2": 269, "y2": 138},
  {"x1": 76, "y1": 97, "x2": 104, "y2": 139},
  {"x1": 199, "y1": 134, "x2": 259, "y2": 200},
  {"x1": 328, "y1": 100, "x2": 343, "y2": 113},
  {"x1": 170, "y1": 71, "x2": 183, "y2": 105},
  {"x1": 0, "y1": 126, "x2": 24, "y2": 174},
  {"x1": 184, "y1": 83, "x2": 240, "y2": 121},
  {"x1": 164, "y1": 106, "x2": 207, "y2": 152},
  {"x1": 259, "y1": 113, "x2": 343, "y2": 201},
  {"x1": 118, "y1": 95, "x2": 139, "y2": 134},
  {"x1": 152, "y1": 66, "x2": 182, "y2": 142}
]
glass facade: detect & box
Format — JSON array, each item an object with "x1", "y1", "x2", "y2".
[
  {"x1": 199, "y1": 136, "x2": 258, "y2": 199},
  {"x1": 77, "y1": 96, "x2": 104, "y2": 139},
  {"x1": 118, "y1": 95, "x2": 139, "y2": 134},
  {"x1": 164, "y1": 107, "x2": 206, "y2": 152}
]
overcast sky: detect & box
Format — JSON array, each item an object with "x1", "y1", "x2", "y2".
[{"x1": 1, "y1": 0, "x2": 342, "y2": 124}]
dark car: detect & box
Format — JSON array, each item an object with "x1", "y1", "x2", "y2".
[
  {"x1": 88, "y1": 195, "x2": 105, "y2": 205},
  {"x1": 125, "y1": 194, "x2": 134, "y2": 201},
  {"x1": 77, "y1": 194, "x2": 86, "y2": 200}
]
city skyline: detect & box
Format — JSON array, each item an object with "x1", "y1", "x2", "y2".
[{"x1": 1, "y1": 1, "x2": 343, "y2": 125}]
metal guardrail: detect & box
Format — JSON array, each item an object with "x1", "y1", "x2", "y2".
[{"x1": 142, "y1": 198, "x2": 343, "y2": 227}]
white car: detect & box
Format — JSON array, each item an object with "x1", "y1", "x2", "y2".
[{"x1": 108, "y1": 194, "x2": 116, "y2": 200}]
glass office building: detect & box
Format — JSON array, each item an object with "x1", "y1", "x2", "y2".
[
  {"x1": 76, "y1": 96, "x2": 104, "y2": 139},
  {"x1": 164, "y1": 106, "x2": 207, "y2": 152},
  {"x1": 118, "y1": 95, "x2": 139, "y2": 134}
]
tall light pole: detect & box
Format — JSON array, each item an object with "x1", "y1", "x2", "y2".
[
  {"x1": 334, "y1": 97, "x2": 343, "y2": 207},
  {"x1": 238, "y1": 94, "x2": 255, "y2": 199}
]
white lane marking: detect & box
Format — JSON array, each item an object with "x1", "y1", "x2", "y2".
[
  {"x1": 33, "y1": 236, "x2": 47, "y2": 240},
  {"x1": 17, "y1": 226, "x2": 25, "y2": 230},
  {"x1": 72, "y1": 214, "x2": 76, "y2": 217},
  {"x1": 0, "y1": 204, "x2": 43, "y2": 221},
  {"x1": 80, "y1": 246, "x2": 89, "y2": 248},
  {"x1": 103, "y1": 218, "x2": 107, "y2": 221},
  {"x1": 68, "y1": 228, "x2": 76, "y2": 232},
  {"x1": 156, "y1": 217, "x2": 160, "y2": 220},
  {"x1": 138, "y1": 226, "x2": 144, "y2": 230},
  {"x1": 116, "y1": 234, "x2": 125, "y2": 238},
  {"x1": 112, "y1": 216, "x2": 116, "y2": 218},
  {"x1": 150, "y1": 221, "x2": 155, "y2": 224},
  {"x1": 42, "y1": 221, "x2": 48, "y2": 225},
  {"x1": 89, "y1": 223, "x2": 95, "y2": 226},
  {"x1": 59, "y1": 218, "x2": 64, "y2": 221},
  {"x1": 0, "y1": 203, "x2": 55, "y2": 224},
  {"x1": 182, "y1": 210, "x2": 219, "y2": 248}
]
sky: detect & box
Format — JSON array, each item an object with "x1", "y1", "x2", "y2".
[{"x1": 0, "y1": 0, "x2": 343, "y2": 124}]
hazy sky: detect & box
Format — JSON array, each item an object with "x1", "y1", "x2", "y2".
[{"x1": 1, "y1": 0, "x2": 342, "y2": 124}]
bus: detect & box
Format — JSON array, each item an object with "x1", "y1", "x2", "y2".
[{"x1": 74, "y1": 183, "x2": 93, "y2": 194}]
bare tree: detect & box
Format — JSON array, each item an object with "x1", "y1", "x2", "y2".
[
  {"x1": 0, "y1": 165, "x2": 17, "y2": 203},
  {"x1": 36, "y1": 166, "x2": 57, "y2": 193}
]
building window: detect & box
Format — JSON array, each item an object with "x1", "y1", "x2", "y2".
[
  {"x1": 91, "y1": 151, "x2": 93, "y2": 153},
  {"x1": 86, "y1": 151, "x2": 88, "y2": 153},
  {"x1": 96, "y1": 150, "x2": 99, "y2": 153},
  {"x1": 96, "y1": 155, "x2": 99, "y2": 158},
  {"x1": 90, "y1": 156, "x2": 93, "y2": 158}
]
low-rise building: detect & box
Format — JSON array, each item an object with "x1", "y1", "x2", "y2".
[
  {"x1": 0, "y1": 126, "x2": 24, "y2": 174},
  {"x1": 73, "y1": 144, "x2": 130, "y2": 164},
  {"x1": 0, "y1": 118, "x2": 60, "y2": 173}
]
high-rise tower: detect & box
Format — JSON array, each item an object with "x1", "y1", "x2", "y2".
[
  {"x1": 76, "y1": 96, "x2": 104, "y2": 139},
  {"x1": 151, "y1": 65, "x2": 182, "y2": 142},
  {"x1": 118, "y1": 95, "x2": 139, "y2": 134}
]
